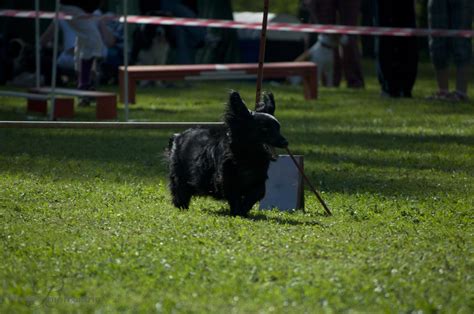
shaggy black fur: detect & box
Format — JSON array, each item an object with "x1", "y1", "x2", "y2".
[{"x1": 166, "y1": 91, "x2": 288, "y2": 217}]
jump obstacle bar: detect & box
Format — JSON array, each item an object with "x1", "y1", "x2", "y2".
[{"x1": 0, "y1": 121, "x2": 223, "y2": 129}]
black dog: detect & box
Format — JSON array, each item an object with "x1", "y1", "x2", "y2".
[{"x1": 167, "y1": 91, "x2": 288, "y2": 217}]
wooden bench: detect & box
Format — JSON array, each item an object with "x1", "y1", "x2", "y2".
[
  {"x1": 29, "y1": 87, "x2": 117, "y2": 120},
  {"x1": 119, "y1": 62, "x2": 318, "y2": 104},
  {"x1": 0, "y1": 90, "x2": 75, "y2": 120}
]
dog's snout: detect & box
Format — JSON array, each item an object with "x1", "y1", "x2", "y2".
[{"x1": 276, "y1": 136, "x2": 288, "y2": 148}]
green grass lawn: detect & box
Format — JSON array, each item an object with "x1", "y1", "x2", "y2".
[{"x1": 0, "y1": 61, "x2": 473, "y2": 313}]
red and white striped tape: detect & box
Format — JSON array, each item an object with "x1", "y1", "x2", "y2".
[{"x1": 0, "y1": 9, "x2": 473, "y2": 38}]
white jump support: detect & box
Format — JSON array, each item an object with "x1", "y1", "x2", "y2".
[{"x1": 0, "y1": 121, "x2": 223, "y2": 129}]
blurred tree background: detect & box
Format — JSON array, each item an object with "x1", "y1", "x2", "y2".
[
  {"x1": 232, "y1": 0, "x2": 428, "y2": 26},
  {"x1": 232, "y1": 0, "x2": 299, "y2": 14}
]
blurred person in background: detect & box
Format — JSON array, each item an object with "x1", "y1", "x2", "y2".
[
  {"x1": 93, "y1": 3, "x2": 124, "y2": 84},
  {"x1": 304, "y1": 0, "x2": 365, "y2": 88},
  {"x1": 160, "y1": 0, "x2": 206, "y2": 64},
  {"x1": 427, "y1": 0, "x2": 472, "y2": 102},
  {"x1": 59, "y1": 0, "x2": 103, "y2": 93},
  {"x1": 372, "y1": 0, "x2": 418, "y2": 98},
  {"x1": 41, "y1": 17, "x2": 77, "y2": 85},
  {"x1": 42, "y1": 1, "x2": 122, "y2": 86},
  {"x1": 195, "y1": 0, "x2": 240, "y2": 64}
]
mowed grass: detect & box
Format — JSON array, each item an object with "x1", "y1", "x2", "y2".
[{"x1": 0, "y1": 61, "x2": 473, "y2": 313}]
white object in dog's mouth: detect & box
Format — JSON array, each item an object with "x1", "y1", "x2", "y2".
[{"x1": 263, "y1": 144, "x2": 278, "y2": 161}]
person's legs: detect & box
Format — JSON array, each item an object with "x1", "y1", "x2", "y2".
[
  {"x1": 161, "y1": 0, "x2": 205, "y2": 64},
  {"x1": 333, "y1": 46, "x2": 342, "y2": 88},
  {"x1": 428, "y1": 0, "x2": 450, "y2": 95},
  {"x1": 337, "y1": 0, "x2": 364, "y2": 88},
  {"x1": 434, "y1": 68, "x2": 449, "y2": 92},
  {"x1": 78, "y1": 58, "x2": 94, "y2": 90},
  {"x1": 455, "y1": 66, "x2": 469, "y2": 96},
  {"x1": 451, "y1": 0, "x2": 472, "y2": 97},
  {"x1": 373, "y1": 0, "x2": 396, "y2": 96},
  {"x1": 75, "y1": 32, "x2": 103, "y2": 89},
  {"x1": 394, "y1": 0, "x2": 418, "y2": 97},
  {"x1": 374, "y1": 0, "x2": 418, "y2": 97}
]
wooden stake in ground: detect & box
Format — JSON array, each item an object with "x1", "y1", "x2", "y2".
[
  {"x1": 255, "y1": 0, "x2": 270, "y2": 106},
  {"x1": 254, "y1": 0, "x2": 332, "y2": 216}
]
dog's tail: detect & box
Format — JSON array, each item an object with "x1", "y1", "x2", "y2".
[{"x1": 164, "y1": 133, "x2": 179, "y2": 159}]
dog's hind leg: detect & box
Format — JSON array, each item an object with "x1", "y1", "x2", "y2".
[
  {"x1": 169, "y1": 162, "x2": 192, "y2": 209},
  {"x1": 170, "y1": 178, "x2": 192, "y2": 209}
]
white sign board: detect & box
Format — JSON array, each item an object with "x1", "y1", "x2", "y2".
[{"x1": 259, "y1": 155, "x2": 304, "y2": 211}]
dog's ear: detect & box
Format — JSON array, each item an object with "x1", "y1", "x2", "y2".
[
  {"x1": 255, "y1": 91, "x2": 275, "y2": 115},
  {"x1": 227, "y1": 91, "x2": 251, "y2": 120}
]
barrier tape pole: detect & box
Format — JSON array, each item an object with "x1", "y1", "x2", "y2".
[
  {"x1": 34, "y1": 0, "x2": 40, "y2": 88},
  {"x1": 1, "y1": 10, "x2": 473, "y2": 37},
  {"x1": 49, "y1": 0, "x2": 60, "y2": 121},
  {"x1": 255, "y1": 0, "x2": 270, "y2": 106},
  {"x1": 123, "y1": 0, "x2": 129, "y2": 121}
]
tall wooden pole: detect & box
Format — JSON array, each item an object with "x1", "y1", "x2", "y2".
[
  {"x1": 123, "y1": 0, "x2": 130, "y2": 121},
  {"x1": 255, "y1": 0, "x2": 270, "y2": 106},
  {"x1": 34, "y1": 0, "x2": 41, "y2": 88},
  {"x1": 50, "y1": 0, "x2": 60, "y2": 120}
]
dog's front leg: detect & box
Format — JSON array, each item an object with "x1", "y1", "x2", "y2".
[
  {"x1": 228, "y1": 193, "x2": 256, "y2": 217},
  {"x1": 228, "y1": 196, "x2": 244, "y2": 217},
  {"x1": 239, "y1": 186, "x2": 266, "y2": 217}
]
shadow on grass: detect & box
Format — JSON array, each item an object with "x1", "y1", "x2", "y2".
[
  {"x1": 203, "y1": 207, "x2": 327, "y2": 227},
  {"x1": 287, "y1": 129, "x2": 473, "y2": 172},
  {"x1": 302, "y1": 149, "x2": 469, "y2": 173},
  {"x1": 0, "y1": 126, "x2": 471, "y2": 197},
  {"x1": 308, "y1": 167, "x2": 464, "y2": 197},
  {"x1": 248, "y1": 211, "x2": 328, "y2": 227},
  {"x1": 290, "y1": 129, "x2": 474, "y2": 150},
  {"x1": 124, "y1": 106, "x2": 187, "y2": 115},
  {"x1": 0, "y1": 128, "x2": 173, "y2": 179},
  {"x1": 420, "y1": 100, "x2": 474, "y2": 114}
]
